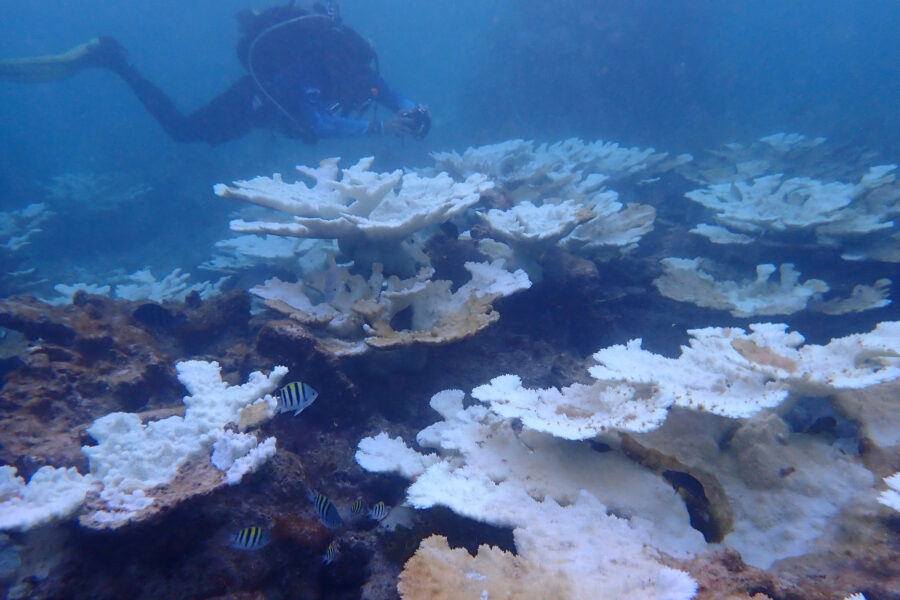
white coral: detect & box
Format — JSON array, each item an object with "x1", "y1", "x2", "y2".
[
  {"x1": 359, "y1": 390, "x2": 702, "y2": 599},
  {"x1": 878, "y1": 472, "x2": 900, "y2": 512},
  {"x1": 684, "y1": 166, "x2": 897, "y2": 241},
  {"x1": 81, "y1": 361, "x2": 287, "y2": 527},
  {"x1": 654, "y1": 259, "x2": 829, "y2": 317},
  {"x1": 589, "y1": 321, "x2": 900, "y2": 418},
  {"x1": 217, "y1": 156, "x2": 492, "y2": 243},
  {"x1": 251, "y1": 259, "x2": 530, "y2": 355},
  {"x1": 0, "y1": 466, "x2": 91, "y2": 532}
]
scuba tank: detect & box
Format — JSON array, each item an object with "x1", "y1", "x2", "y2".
[{"x1": 237, "y1": 1, "x2": 380, "y2": 140}]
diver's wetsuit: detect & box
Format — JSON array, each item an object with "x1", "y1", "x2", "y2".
[
  {"x1": 0, "y1": 5, "x2": 421, "y2": 145},
  {"x1": 113, "y1": 64, "x2": 413, "y2": 145},
  {"x1": 103, "y1": 6, "x2": 416, "y2": 145}
]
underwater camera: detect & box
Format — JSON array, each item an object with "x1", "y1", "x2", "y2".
[{"x1": 400, "y1": 105, "x2": 431, "y2": 139}]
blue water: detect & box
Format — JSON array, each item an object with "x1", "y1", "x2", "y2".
[
  {"x1": 1, "y1": 1, "x2": 899, "y2": 598},
  {"x1": 2, "y1": 1, "x2": 899, "y2": 284}
]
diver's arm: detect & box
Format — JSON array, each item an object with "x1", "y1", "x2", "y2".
[
  {"x1": 304, "y1": 106, "x2": 372, "y2": 138},
  {"x1": 373, "y1": 76, "x2": 416, "y2": 112}
]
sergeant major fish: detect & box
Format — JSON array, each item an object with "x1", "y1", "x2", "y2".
[
  {"x1": 230, "y1": 526, "x2": 270, "y2": 551},
  {"x1": 277, "y1": 381, "x2": 319, "y2": 416},
  {"x1": 350, "y1": 499, "x2": 366, "y2": 516},
  {"x1": 322, "y1": 541, "x2": 339, "y2": 565},
  {"x1": 368, "y1": 501, "x2": 390, "y2": 521},
  {"x1": 308, "y1": 489, "x2": 343, "y2": 529}
]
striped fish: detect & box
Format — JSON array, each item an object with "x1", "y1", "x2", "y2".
[
  {"x1": 322, "y1": 541, "x2": 339, "y2": 565},
  {"x1": 277, "y1": 381, "x2": 319, "y2": 416},
  {"x1": 368, "y1": 501, "x2": 390, "y2": 521},
  {"x1": 350, "y1": 500, "x2": 366, "y2": 516},
  {"x1": 308, "y1": 490, "x2": 343, "y2": 529},
  {"x1": 230, "y1": 526, "x2": 270, "y2": 551}
]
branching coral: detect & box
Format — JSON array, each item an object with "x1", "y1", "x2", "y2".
[
  {"x1": 361, "y1": 321, "x2": 900, "y2": 579},
  {"x1": 0, "y1": 466, "x2": 91, "y2": 532},
  {"x1": 250, "y1": 259, "x2": 530, "y2": 356},
  {"x1": 215, "y1": 156, "x2": 492, "y2": 245},
  {"x1": 46, "y1": 268, "x2": 229, "y2": 305},
  {"x1": 1, "y1": 203, "x2": 54, "y2": 294},
  {"x1": 81, "y1": 360, "x2": 286, "y2": 529},
  {"x1": 683, "y1": 166, "x2": 898, "y2": 247},
  {"x1": 399, "y1": 534, "x2": 574, "y2": 600},
  {"x1": 475, "y1": 322, "x2": 900, "y2": 434},
  {"x1": 879, "y1": 473, "x2": 900, "y2": 512},
  {"x1": 590, "y1": 321, "x2": 900, "y2": 416},
  {"x1": 678, "y1": 132, "x2": 876, "y2": 185},
  {"x1": 654, "y1": 258, "x2": 891, "y2": 317},
  {"x1": 358, "y1": 390, "x2": 701, "y2": 600},
  {"x1": 432, "y1": 137, "x2": 691, "y2": 188}
]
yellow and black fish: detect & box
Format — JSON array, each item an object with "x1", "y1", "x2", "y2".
[
  {"x1": 277, "y1": 381, "x2": 319, "y2": 416},
  {"x1": 308, "y1": 489, "x2": 343, "y2": 529},
  {"x1": 322, "y1": 541, "x2": 339, "y2": 565},
  {"x1": 368, "y1": 500, "x2": 390, "y2": 521},
  {"x1": 230, "y1": 526, "x2": 270, "y2": 551}
]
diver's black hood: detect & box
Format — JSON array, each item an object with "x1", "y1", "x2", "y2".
[{"x1": 235, "y1": 2, "x2": 328, "y2": 69}]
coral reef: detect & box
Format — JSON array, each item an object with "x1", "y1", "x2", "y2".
[
  {"x1": 432, "y1": 137, "x2": 691, "y2": 187},
  {"x1": 3, "y1": 132, "x2": 900, "y2": 599},
  {"x1": 0, "y1": 203, "x2": 54, "y2": 294},
  {"x1": 80, "y1": 360, "x2": 285, "y2": 529},
  {"x1": 0, "y1": 291, "x2": 252, "y2": 470},
  {"x1": 215, "y1": 156, "x2": 492, "y2": 271},
  {"x1": 250, "y1": 258, "x2": 530, "y2": 356},
  {"x1": 683, "y1": 165, "x2": 900, "y2": 262},
  {"x1": 653, "y1": 258, "x2": 891, "y2": 317}
]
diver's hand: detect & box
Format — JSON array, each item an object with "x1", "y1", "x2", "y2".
[
  {"x1": 381, "y1": 113, "x2": 419, "y2": 138},
  {"x1": 378, "y1": 106, "x2": 431, "y2": 139}
]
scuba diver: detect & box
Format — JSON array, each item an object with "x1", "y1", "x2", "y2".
[{"x1": 0, "y1": 1, "x2": 431, "y2": 145}]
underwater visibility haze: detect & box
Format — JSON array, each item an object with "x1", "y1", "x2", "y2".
[{"x1": 1, "y1": 1, "x2": 899, "y2": 599}]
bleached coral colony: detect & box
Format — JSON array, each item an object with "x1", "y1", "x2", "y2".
[{"x1": 1, "y1": 133, "x2": 898, "y2": 598}]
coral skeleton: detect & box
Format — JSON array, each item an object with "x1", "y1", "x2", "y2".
[
  {"x1": 81, "y1": 360, "x2": 286, "y2": 528},
  {"x1": 432, "y1": 137, "x2": 691, "y2": 187},
  {"x1": 251, "y1": 258, "x2": 530, "y2": 356},
  {"x1": 683, "y1": 166, "x2": 898, "y2": 246},
  {"x1": 0, "y1": 203, "x2": 53, "y2": 252},
  {"x1": 216, "y1": 156, "x2": 492, "y2": 244},
  {"x1": 46, "y1": 268, "x2": 229, "y2": 305},
  {"x1": 880, "y1": 472, "x2": 900, "y2": 512},
  {"x1": 359, "y1": 390, "x2": 701, "y2": 600},
  {"x1": 653, "y1": 258, "x2": 891, "y2": 317},
  {"x1": 0, "y1": 466, "x2": 91, "y2": 532}
]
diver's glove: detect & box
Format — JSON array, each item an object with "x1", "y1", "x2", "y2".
[{"x1": 377, "y1": 105, "x2": 431, "y2": 139}]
